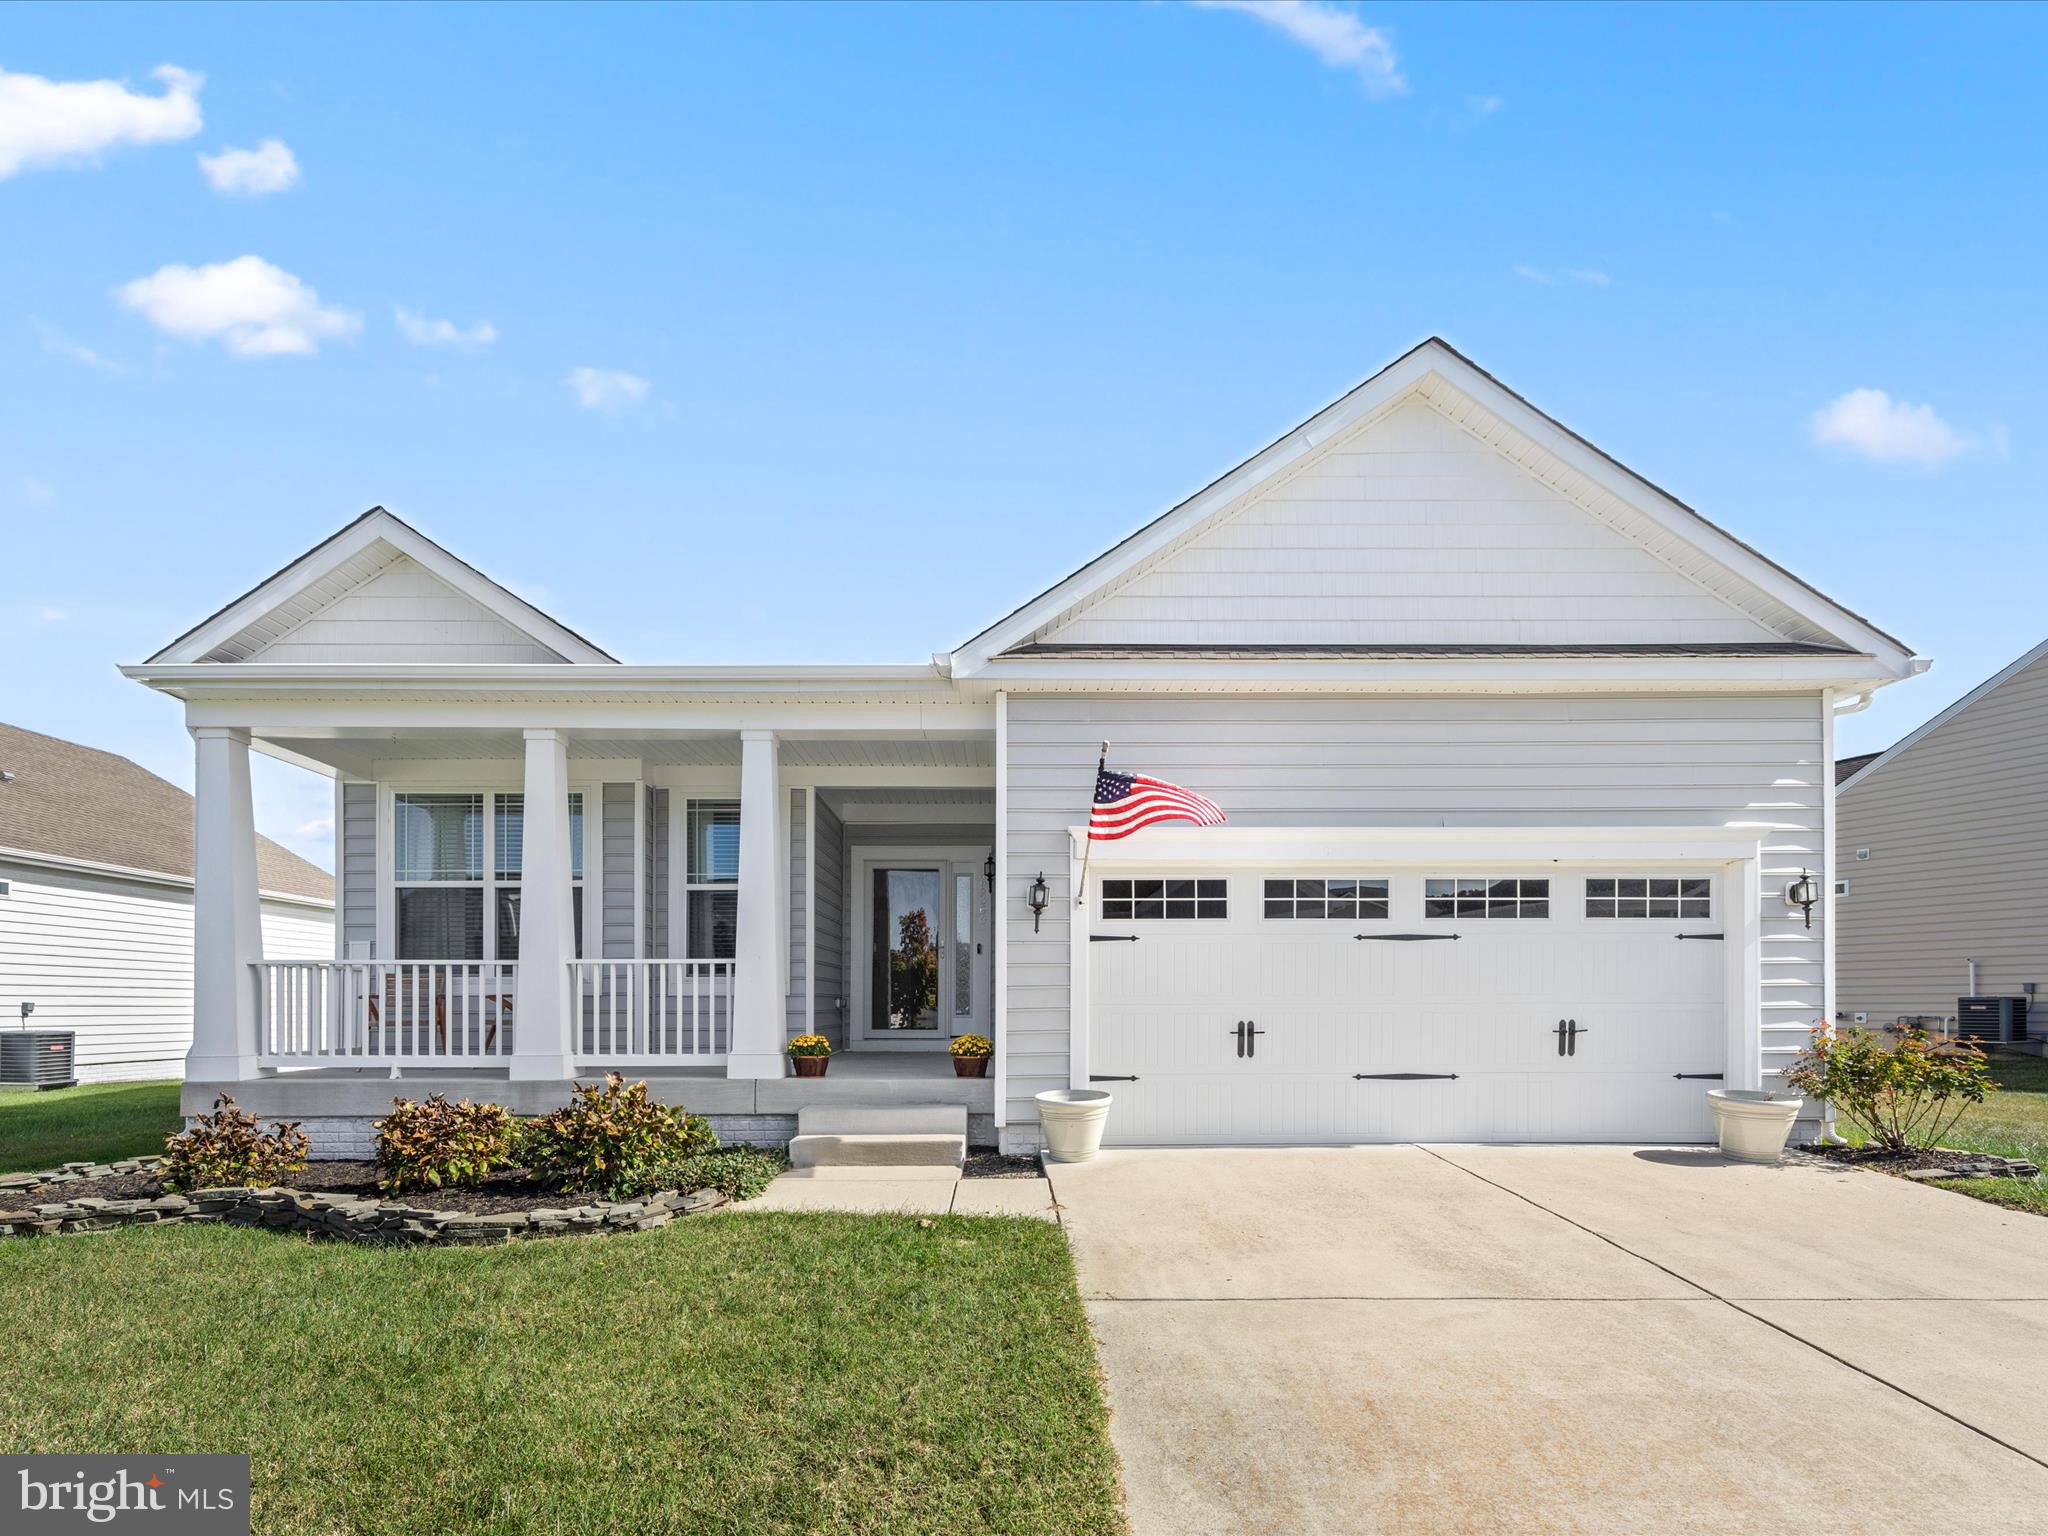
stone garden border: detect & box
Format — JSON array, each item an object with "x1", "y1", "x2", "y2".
[{"x1": 0, "y1": 1157, "x2": 727, "y2": 1247}]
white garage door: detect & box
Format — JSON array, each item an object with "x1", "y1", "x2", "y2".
[{"x1": 1089, "y1": 869, "x2": 1728, "y2": 1145}]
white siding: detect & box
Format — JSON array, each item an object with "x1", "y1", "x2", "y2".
[
  {"x1": 601, "y1": 783, "x2": 636, "y2": 959},
  {"x1": 1838, "y1": 648, "x2": 2048, "y2": 1021},
  {"x1": 0, "y1": 861, "x2": 334, "y2": 1083},
  {"x1": 1001, "y1": 692, "x2": 1828, "y2": 1141},
  {"x1": 339, "y1": 782, "x2": 376, "y2": 955},
  {"x1": 245, "y1": 556, "x2": 568, "y2": 664},
  {"x1": 1038, "y1": 399, "x2": 1783, "y2": 648}
]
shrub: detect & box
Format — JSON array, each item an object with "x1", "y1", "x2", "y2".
[
  {"x1": 786, "y1": 1034, "x2": 832, "y2": 1058},
  {"x1": 520, "y1": 1074, "x2": 715, "y2": 1198},
  {"x1": 1784, "y1": 1023, "x2": 1997, "y2": 1153},
  {"x1": 621, "y1": 1145, "x2": 789, "y2": 1203},
  {"x1": 161, "y1": 1095, "x2": 310, "y2": 1192},
  {"x1": 374, "y1": 1094, "x2": 516, "y2": 1194},
  {"x1": 949, "y1": 1033, "x2": 993, "y2": 1059}
]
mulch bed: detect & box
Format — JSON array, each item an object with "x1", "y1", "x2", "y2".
[
  {"x1": 961, "y1": 1153, "x2": 1045, "y2": 1180},
  {"x1": 24, "y1": 1161, "x2": 620, "y2": 1215},
  {"x1": 1809, "y1": 1143, "x2": 2041, "y2": 1180}
]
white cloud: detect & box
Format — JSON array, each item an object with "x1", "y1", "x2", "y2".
[
  {"x1": 1515, "y1": 265, "x2": 1610, "y2": 288},
  {"x1": 566, "y1": 366, "x2": 650, "y2": 411},
  {"x1": 1812, "y1": 388, "x2": 1977, "y2": 469},
  {"x1": 1469, "y1": 94, "x2": 1503, "y2": 116},
  {"x1": 39, "y1": 605, "x2": 66, "y2": 622},
  {"x1": 35, "y1": 323, "x2": 123, "y2": 372},
  {"x1": 197, "y1": 137, "x2": 298, "y2": 196},
  {"x1": 1191, "y1": 1, "x2": 1406, "y2": 98},
  {"x1": 395, "y1": 307, "x2": 497, "y2": 349},
  {"x1": 18, "y1": 477, "x2": 56, "y2": 506},
  {"x1": 0, "y1": 63, "x2": 202, "y2": 179},
  {"x1": 115, "y1": 255, "x2": 360, "y2": 357}
]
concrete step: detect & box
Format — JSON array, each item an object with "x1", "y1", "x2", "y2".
[
  {"x1": 789, "y1": 1132, "x2": 966, "y2": 1170},
  {"x1": 796, "y1": 1102, "x2": 968, "y2": 1137},
  {"x1": 776, "y1": 1165, "x2": 961, "y2": 1183}
]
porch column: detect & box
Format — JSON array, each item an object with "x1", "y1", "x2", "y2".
[
  {"x1": 728, "y1": 729, "x2": 787, "y2": 1078},
  {"x1": 190, "y1": 726, "x2": 263, "y2": 1082},
  {"x1": 511, "y1": 728, "x2": 578, "y2": 1080}
]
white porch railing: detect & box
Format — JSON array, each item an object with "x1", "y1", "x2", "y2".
[
  {"x1": 572, "y1": 959, "x2": 733, "y2": 1066},
  {"x1": 254, "y1": 961, "x2": 519, "y2": 1067}
]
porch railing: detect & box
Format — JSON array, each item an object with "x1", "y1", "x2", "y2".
[
  {"x1": 572, "y1": 959, "x2": 733, "y2": 1066},
  {"x1": 254, "y1": 961, "x2": 519, "y2": 1067}
]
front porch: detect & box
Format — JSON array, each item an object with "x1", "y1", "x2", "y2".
[{"x1": 180, "y1": 714, "x2": 1004, "y2": 1151}]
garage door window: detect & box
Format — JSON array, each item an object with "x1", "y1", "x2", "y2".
[
  {"x1": 1102, "y1": 878, "x2": 1227, "y2": 920},
  {"x1": 1424, "y1": 877, "x2": 1549, "y2": 919},
  {"x1": 1263, "y1": 877, "x2": 1389, "y2": 920},
  {"x1": 1585, "y1": 877, "x2": 1710, "y2": 919}
]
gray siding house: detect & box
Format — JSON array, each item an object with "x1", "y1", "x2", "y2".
[
  {"x1": 1837, "y1": 638, "x2": 2048, "y2": 1028},
  {"x1": 124, "y1": 339, "x2": 1923, "y2": 1152}
]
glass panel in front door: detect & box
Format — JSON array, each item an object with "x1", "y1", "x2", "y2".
[
  {"x1": 953, "y1": 872, "x2": 974, "y2": 1021},
  {"x1": 873, "y1": 868, "x2": 941, "y2": 1031}
]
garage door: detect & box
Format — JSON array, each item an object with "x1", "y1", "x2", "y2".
[{"x1": 1089, "y1": 869, "x2": 1727, "y2": 1145}]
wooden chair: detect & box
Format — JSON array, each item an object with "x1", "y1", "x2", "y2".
[{"x1": 367, "y1": 969, "x2": 515, "y2": 1054}]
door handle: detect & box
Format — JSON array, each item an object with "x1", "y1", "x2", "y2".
[
  {"x1": 1567, "y1": 1018, "x2": 1588, "y2": 1057},
  {"x1": 1231, "y1": 1020, "x2": 1245, "y2": 1058},
  {"x1": 1555, "y1": 1018, "x2": 1569, "y2": 1057},
  {"x1": 1246, "y1": 1021, "x2": 1265, "y2": 1058}
]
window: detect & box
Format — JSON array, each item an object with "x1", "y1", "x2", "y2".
[
  {"x1": 1264, "y1": 877, "x2": 1389, "y2": 920},
  {"x1": 685, "y1": 799, "x2": 740, "y2": 958},
  {"x1": 1424, "y1": 877, "x2": 1549, "y2": 919},
  {"x1": 393, "y1": 790, "x2": 583, "y2": 960},
  {"x1": 1101, "y1": 878, "x2": 1227, "y2": 920},
  {"x1": 1585, "y1": 877, "x2": 1709, "y2": 920}
]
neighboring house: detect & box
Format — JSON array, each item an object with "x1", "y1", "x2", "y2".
[
  {"x1": 0, "y1": 723, "x2": 334, "y2": 1083},
  {"x1": 123, "y1": 338, "x2": 1924, "y2": 1152},
  {"x1": 1837, "y1": 638, "x2": 2048, "y2": 1027}
]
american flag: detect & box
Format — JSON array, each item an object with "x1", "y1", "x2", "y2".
[{"x1": 1089, "y1": 767, "x2": 1226, "y2": 841}]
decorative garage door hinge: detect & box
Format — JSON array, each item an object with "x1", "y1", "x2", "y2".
[
  {"x1": 1675, "y1": 933, "x2": 1724, "y2": 941},
  {"x1": 1356, "y1": 933, "x2": 1461, "y2": 942},
  {"x1": 1089, "y1": 934, "x2": 1140, "y2": 943},
  {"x1": 1673, "y1": 1072, "x2": 1724, "y2": 1081},
  {"x1": 1089, "y1": 1074, "x2": 1140, "y2": 1082},
  {"x1": 1352, "y1": 1072, "x2": 1460, "y2": 1080}
]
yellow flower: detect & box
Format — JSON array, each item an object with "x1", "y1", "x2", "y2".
[
  {"x1": 786, "y1": 1034, "x2": 833, "y2": 1057},
  {"x1": 949, "y1": 1033, "x2": 993, "y2": 1058}
]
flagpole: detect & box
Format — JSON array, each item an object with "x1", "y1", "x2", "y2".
[{"x1": 1076, "y1": 740, "x2": 1107, "y2": 907}]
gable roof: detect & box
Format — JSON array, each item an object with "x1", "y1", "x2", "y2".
[
  {"x1": 147, "y1": 507, "x2": 618, "y2": 666},
  {"x1": 0, "y1": 722, "x2": 333, "y2": 903},
  {"x1": 946, "y1": 337, "x2": 1917, "y2": 677},
  {"x1": 1839, "y1": 636, "x2": 2048, "y2": 795}
]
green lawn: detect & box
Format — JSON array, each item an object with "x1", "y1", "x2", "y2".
[
  {"x1": 0, "y1": 1213, "x2": 1126, "y2": 1536},
  {"x1": 1839, "y1": 1054, "x2": 2048, "y2": 1216},
  {"x1": 0, "y1": 1079, "x2": 181, "y2": 1172}
]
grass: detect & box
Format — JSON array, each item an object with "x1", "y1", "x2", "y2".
[
  {"x1": 0, "y1": 1213, "x2": 1126, "y2": 1536},
  {"x1": 0, "y1": 1079, "x2": 181, "y2": 1172},
  {"x1": 1838, "y1": 1053, "x2": 2048, "y2": 1216}
]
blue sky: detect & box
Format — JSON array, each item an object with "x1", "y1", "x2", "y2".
[{"x1": 5, "y1": 2, "x2": 2044, "y2": 870}]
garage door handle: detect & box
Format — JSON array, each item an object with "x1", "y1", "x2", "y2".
[
  {"x1": 1231, "y1": 1021, "x2": 1246, "y2": 1058},
  {"x1": 1353, "y1": 1072, "x2": 1460, "y2": 1081},
  {"x1": 1555, "y1": 1018, "x2": 1589, "y2": 1056},
  {"x1": 1676, "y1": 933, "x2": 1724, "y2": 942},
  {"x1": 1357, "y1": 932, "x2": 1460, "y2": 942}
]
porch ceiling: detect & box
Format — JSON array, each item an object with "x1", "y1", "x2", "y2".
[{"x1": 256, "y1": 731, "x2": 995, "y2": 779}]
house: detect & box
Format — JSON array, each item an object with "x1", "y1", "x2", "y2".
[
  {"x1": 1837, "y1": 638, "x2": 2048, "y2": 1029},
  {"x1": 0, "y1": 723, "x2": 334, "y2": 1083},
  {"x1": 122, "y1": 338, "x2": 1924, "y2": 1153}
]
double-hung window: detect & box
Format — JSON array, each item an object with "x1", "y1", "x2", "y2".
[
  {"x1": 685, "y1": 799, "x2": 741, "y2": 959},
  {"x1": 393, "y1": 790, "x2": 584, "y2": 960}
]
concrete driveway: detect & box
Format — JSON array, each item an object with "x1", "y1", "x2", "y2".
[{"x1": 1047, "y1": 1146, "x2": 2048, "y2": 1536}]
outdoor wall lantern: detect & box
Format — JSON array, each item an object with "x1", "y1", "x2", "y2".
[
  {"x1": 1785, "y1": 868, "x2": 1820, "y2": 929},
  {"x1": 984, "y1": 849, "x2": 997, "y2": 895},
  {"x1": 1027, "y1": 871, "x2": 1050, "y2": 932}
]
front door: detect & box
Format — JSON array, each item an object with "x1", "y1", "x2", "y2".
[{"x1": 854, "y1": 849, "x2": 991, "y2": 1048}]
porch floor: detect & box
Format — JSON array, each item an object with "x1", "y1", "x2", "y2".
[{"x1": 190, "y1": 1050, "x2": 994, "y2": 1120}]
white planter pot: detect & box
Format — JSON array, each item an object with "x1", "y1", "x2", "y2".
[
  {"x1": 1707, "y1": 1089, "x2": 1805, "y2": 1165},
  {"x1": 1036, "y1": 1088, "x2": 1114, "y2": 1163}
]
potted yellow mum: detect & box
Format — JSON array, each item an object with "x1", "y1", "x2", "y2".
[
  {"x1": 786, "y1": 1034, "x2": 833, "y2": 1078},
  {"x1": 949, "y1": 1033, "x2": 993, "y2": 1079}
]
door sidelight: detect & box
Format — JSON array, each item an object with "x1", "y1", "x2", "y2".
[{"x1": 1552, "y1": 1018, "x2": 1589, "y2": 1057}]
